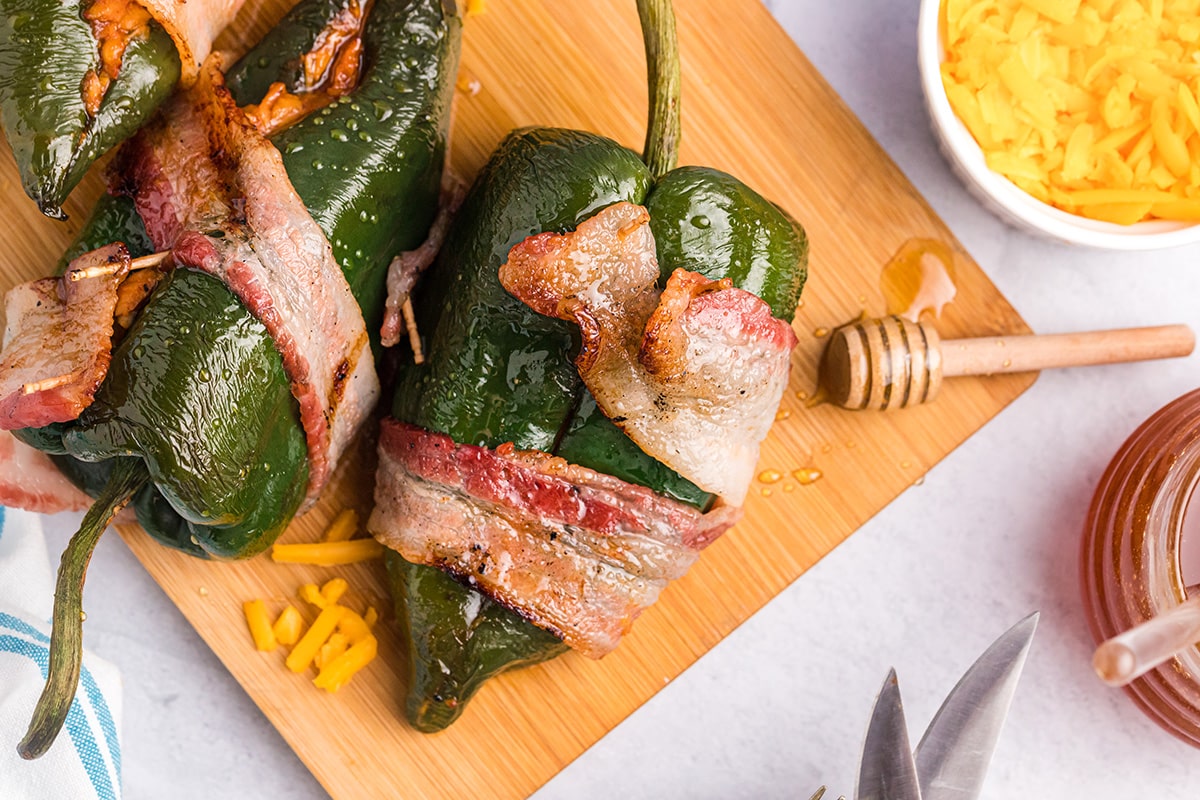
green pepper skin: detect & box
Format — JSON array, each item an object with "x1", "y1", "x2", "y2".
[
  {"x1": 552, "y1": 393, "x2": 711, "y2": 508},
  {"x1": 386, "y1": 551, "x2": 567, "y2": 732},
  {"x1": 65, "y1": 269, "x2": 310, "y2": 559},
  {"x1": 24, "y1": 0, "x2": 460, "y2": 559},
  {"x1": 385, "y1": 129, "x2": 809, "y2": 731},
  {"x1": 228, "y1": 0, "x2": 462, "y2": 340},
  {"x1": 646, "y1": 166, "x2": 808, "y2": 322},
  {"x1": 394, "y1": 127, "x2": 652, "y2": 450},
  {"x1": 224, "y1": 1, "x2": 344, "y2": 104},
  {"x1": 0, "y1": 1, "x2": 180, "y2": 219}
]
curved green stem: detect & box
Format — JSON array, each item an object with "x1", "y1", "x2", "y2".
[
  {"x1": 18, "y1": 458, "x2": 148, "y2": 760},
  {"x1": 637, "y1": 0, "x2": 682, "y2": 179}
]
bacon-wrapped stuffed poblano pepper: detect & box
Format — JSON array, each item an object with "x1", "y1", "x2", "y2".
[
  {"x1": 369, "y1": 0, "x2": 808, "y2": 731},
  {"x1": 3, "y1": 0, "x2": 462, "y2": 758}
]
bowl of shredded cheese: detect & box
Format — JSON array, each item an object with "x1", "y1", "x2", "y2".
[{"x1": 919, "y1": 0, "x2": 1200, "y2": 249}]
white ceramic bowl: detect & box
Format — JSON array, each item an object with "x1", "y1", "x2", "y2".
[{"x1": 917, "y1": 0, "x2": 1200, "y2": 250}]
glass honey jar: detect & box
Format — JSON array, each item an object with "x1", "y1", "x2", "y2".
[{"x1": 1082, "y1": 388, "x2": 1200, "y2": 747}]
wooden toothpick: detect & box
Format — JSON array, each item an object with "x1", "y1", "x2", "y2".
[
  {"x1": 22, "y1": 372, "x2": 79, "y2": 395},
  {"x1": 401, "y1": 298, "x2": 424, "y2": 365},
  {"x1": 67, "y1": 250, "x2": 170, "y2": 282}
]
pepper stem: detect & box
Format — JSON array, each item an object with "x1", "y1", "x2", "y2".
[
  {"x1": 637, "y1": 0, "x2": 682, "y2": 179},
  {"x1": 17, "y1": 458, "x2": 148, "y2": 760}
]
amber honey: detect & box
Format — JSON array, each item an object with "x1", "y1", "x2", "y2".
[
  {"x1": 879, "y1": 238, "x2": 957, "y2": 322},
  {"x1": 1082, "y1": 389, "x2": 1200, "y2": 748}
]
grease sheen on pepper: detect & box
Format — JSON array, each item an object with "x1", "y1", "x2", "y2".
[
  {"x1": 0, "y1": 0, "x2": 181, "y2": 219},
  {"x1": 19, "y1": 0, "x2": 462, "y2": 559}
]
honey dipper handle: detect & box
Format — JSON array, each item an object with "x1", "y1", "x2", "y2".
[{"x1": 939, "y1": 325, "x2": 1195, "y2": 378}]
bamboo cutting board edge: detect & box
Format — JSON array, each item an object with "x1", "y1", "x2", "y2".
[{"x1": 0, "y1": 1, "x2": 1038, "y2": 798}]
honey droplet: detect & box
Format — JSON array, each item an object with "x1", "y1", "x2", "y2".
[
  {"x1": 793, "y1": 467, "x2": 823, "y2": 485},
  {"x1": 782, "y1": 483, "x2": 796, "y2": 493},
  {"x1": 913, "y1": 476, "x2": 926, "y2": 486},
  {"x1": 880, "y1": 238, "x2": 958, "y2": 322},
  {"x1": 900, "y1": 460, "x2": 912, "y2": 469},
  {"x1": 775, "y1": 409, "x2": 792, "y2": 421},
  {"x1": 813, "y1": 326, "x2": 829, "y2": 338},
  {"x1": 760, "y1": 487, "x2": 773, "y2": 497},
  {"x1": 198, "y1": 586, "x2": 209, "y2": 597},
  {"x1": 758, "y1": 469, "x2": 785, "y2": 484},
  {"x1": 796, "y1": 390, "x2": 809, "y2": 401},
  {"x1": 821, "y1": 443, "x2": 833, "y2": 454},
  {"x1": 1002, "y1": 358, "x2": 1012, "y2": 368},
  {"x1": 845, "y1": 440, "x2": 858, "y2": 449}
]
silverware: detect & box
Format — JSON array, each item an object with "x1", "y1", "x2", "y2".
[
  {"x1": 853, "y1": 612, "x2": 1039, "y2": 800},
  {"x1": 856, "y1": 669, "x2": 922, "y2": 800}
]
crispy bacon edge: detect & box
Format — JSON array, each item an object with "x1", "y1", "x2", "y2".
[
  {"x1": 0, "y1": 243, "x2": 131, "y2": 431},
  {"x1": 369, "y1": 419, "x2": 740, "y2": 659},
  {"x1": 499, "y1": 202, "x2": 799, "y2": 505}
]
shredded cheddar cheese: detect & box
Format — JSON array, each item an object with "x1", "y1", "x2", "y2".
[
  {"x1": 247, "y1": 508, "x2": 382, "y2": 693},
  {"x1": 271, "y1": 538, "x2": 384, "y2": 565},
  {"x1": 314, "y1": 632, "x2": 349, "y2": 670},
  {"x1": 322, "y1": 508, "x2": 359, "y2": 542},
  {"x1": 941, "y1": 0, "x2": 1200, "y2": 223},
  {"x1": 243, "y1": 600, "x2": 278, "y2": 652},
  {"x1": 320, "y1": 577, "x2": 349, "y2": 604},
  {"x1": 314, "y1": 636, "x2": 378, "y2": 692},
  {"x1": 272, "y1": 605, "x2": 305, "y2": 646},
  {"x1": 286, "y1": 604, "x2": 346, "y2": 673},
  {"x1": 299, "y1": 582, "x2": 329, "y2": 609}
]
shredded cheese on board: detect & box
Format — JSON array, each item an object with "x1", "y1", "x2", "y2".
[
  {"x1": 245, "y1": 578, "x2": 379, "y2": 693},
  {"x1": 941, "y1": 0, "x2": 1200, "y2": 223},
  {"x1": 271, "y1": 538, "x2": 383, "y2": 565}
]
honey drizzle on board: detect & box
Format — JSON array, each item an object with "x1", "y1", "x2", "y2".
[{"x1": 879, "y1": 237, "x2": 958, "y2": 322}]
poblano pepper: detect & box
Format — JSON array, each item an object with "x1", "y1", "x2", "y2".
[
  {"x1": 381, "y1": 0, "x2": 808, "y2": 732},
  {"x1": 0, "y1": 0, "x2": 181, "y2": 219},
  {"x1": 17, "y1": 0, "x2": 462, "y2": 759}
]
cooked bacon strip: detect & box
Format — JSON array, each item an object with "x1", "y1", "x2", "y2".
[
  {"x1": 0, "y1": 430, "x2": 92, "y2": 514},
  {"x1": 116, "y1": 60, "x2": 378, "y2": 502},
  {"x1": 369, "y1": 419, "x2": 739, "y2": 659},
  {"x1": 139, "y1": 0, "x2": 246, "y2": 86},
  {"x1": 0, "y1": 244, "x2": 130, "y2": 431},
  {"x1": 499, "y1": 202, "x2": 799, "y2": 505}
]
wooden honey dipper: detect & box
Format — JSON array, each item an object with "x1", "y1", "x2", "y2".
[{"x1": 820, "y1": 315, "x2": 1196, "y2": 411}]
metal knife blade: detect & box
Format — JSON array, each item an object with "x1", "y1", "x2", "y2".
[
  {"x1": 855, "y1": 668, "x2": 923, "y2": 800},
  {"x1": 913, "y1": 612, "x2": 1039, "y2": 800}
]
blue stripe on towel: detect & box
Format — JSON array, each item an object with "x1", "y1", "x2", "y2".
[
  {"x1": 0, "y1": 505, "x2": 7, "y2": 543},
  {"x1": 0, "y1": 611, "x2": 49, "y2": 644},
  {"x1": 81, "y1": 667, "x2": 122, "y2": 778},
  {"x1": 0, "y1": 618, "x2": 121, "y2": 798},
  {"x1": 0, "y1": 635, "x2": 117, "y2": 800}
]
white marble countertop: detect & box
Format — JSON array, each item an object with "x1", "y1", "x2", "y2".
[{"x1": 35, "y1": 0, "x2": 1200, "y2": 797}]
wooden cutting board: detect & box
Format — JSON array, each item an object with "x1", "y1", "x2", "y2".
[{"x1": 0, "y1": 1, "x2": 1036, "y2": 797}]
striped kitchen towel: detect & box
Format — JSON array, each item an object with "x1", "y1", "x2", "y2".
[{"x1": 0, "y1": 507, "x2": 123, "y2": 800}]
